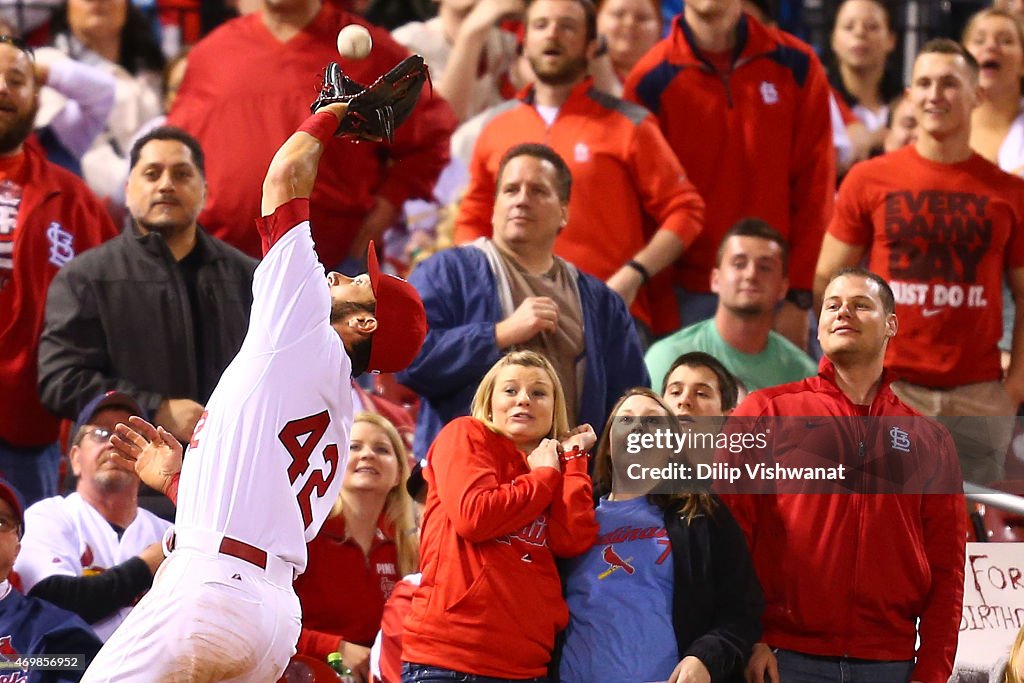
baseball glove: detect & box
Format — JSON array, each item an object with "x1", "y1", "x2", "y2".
[{"x1": 310, "y1": 54, "x2": 429, "y2": 143}]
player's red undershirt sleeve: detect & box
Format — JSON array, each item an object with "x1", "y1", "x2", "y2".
[
  {"x1": 166, "y1": 474, "x2": 180, "y2": 506},
  {"x1": 255, "y1": 197, "x2": 311, "y2": 256}
]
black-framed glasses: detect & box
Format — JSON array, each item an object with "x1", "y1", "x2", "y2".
[{"x1": 0, "y1": 35, "x2": 33, "y2": 61}]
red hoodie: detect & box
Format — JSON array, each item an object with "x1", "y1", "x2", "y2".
[
  {"x1": 402, "y1": 417, "x2": 597, "y2": 678},
  {"x1": 0, "y1": 143, "x2": 116, "y2": 447},
  {"x1": 720, "y1": 359, "x2": 966, "y2": 683}
]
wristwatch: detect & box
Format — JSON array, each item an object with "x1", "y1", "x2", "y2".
[{"x1": 785, "y1": 288, "x2": 813, "y2": 310}]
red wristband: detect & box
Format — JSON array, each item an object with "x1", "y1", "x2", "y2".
[{"x1": 297, "y1": 111, "x2": 340, "y2": 145}]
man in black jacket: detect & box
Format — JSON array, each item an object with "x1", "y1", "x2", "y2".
[
  {"x1": 38, "y1": 126, "x2": 256, "y2": 445},
  {"x1": 38, "y1": 127, "x2": 256, "y2": 518}
]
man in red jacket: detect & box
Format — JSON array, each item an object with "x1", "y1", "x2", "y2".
[
  {"x1": 0, "y1": 36, "x2": 117, "y2": 506},
  {"x1": 723, "y1": 268, "x2": 966, "y2": 683},
  {"x1": 168, "y1": 0, "x2": 456, "y2": 269},
  {"x1": 624, "y1": 0, "x2": 835, "y2": 348},
  {"x1": 453, "y1": 0, "x2": 705, "y2": 335}
]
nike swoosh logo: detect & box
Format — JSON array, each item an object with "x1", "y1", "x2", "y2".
[{"x1": 922, "y1": 308, "x2": 942, "y2": 317}]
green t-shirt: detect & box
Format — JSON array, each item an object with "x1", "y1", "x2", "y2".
[{"x1": 645, "y1": 318, "x2": 817, "y2": 393}]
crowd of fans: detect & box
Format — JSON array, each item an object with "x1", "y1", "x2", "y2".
[{"x1": 0, "y1": 0, "x2": 1022, "y2": 680}]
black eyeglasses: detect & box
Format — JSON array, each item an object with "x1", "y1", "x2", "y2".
[{"x1": 0, "y1": 35, "x2": 33, "y2": 61}]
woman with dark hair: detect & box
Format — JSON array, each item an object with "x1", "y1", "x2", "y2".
[
  {"x1": 829, "y1": 0, "x2": 902, "y2": 162},
  {"x1": 559, "y1": 387, "x2": 762, "y2": 683},
  {"x1": 402, "y1": 350, "x2": 598, "y2": 682},
  {"x1": 50, "y1": 0, "x2": 164, "y2": 200}
]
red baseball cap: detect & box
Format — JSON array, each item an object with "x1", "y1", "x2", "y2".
[
  {"x1": 365, "y1": 241, "x2": 427, "y2": 373},
  {"x1": 0, "y1": 479, "x2": 25, "y2": 537}
]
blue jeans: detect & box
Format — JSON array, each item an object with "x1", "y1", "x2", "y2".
[
  {"x1": 774, "y1": 649, "x2": 914, "y2": 683},
  {"x1": 401, "y1": 663, "x2": 549, "y2": 683},
  {"x1": 0, "y1": 441, "x2": 61, "y2": 508}
]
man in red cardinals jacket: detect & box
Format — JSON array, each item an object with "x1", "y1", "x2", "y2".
[{"x1": 722, "y1": 268, "x2": 966, "y2": 683}]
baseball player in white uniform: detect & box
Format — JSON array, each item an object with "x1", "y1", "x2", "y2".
[
  {"x1": 80, "y1": 68, "x2": 428, "y2": 682},
  {"x1": 14, "y1": 391, "x2": 170, "y2": 642}
]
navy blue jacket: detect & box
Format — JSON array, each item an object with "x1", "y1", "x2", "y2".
[
  {"x1": 0, "y1": 587, "x2": 102, "y2": 682},
  {"x1": 397, "y1": 244, "x2": 649, "y2": 458}
]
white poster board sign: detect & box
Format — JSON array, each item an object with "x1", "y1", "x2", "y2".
[{"x1": 956, "y1": 542, "x2": 1024, "y2": 671}]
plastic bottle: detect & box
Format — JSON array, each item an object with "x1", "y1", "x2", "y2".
[{"x1": 326, "y1": 651, "x2": 356, "y2": 682}]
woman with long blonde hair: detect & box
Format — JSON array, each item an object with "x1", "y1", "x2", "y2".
[
  {"x1": 402, "y1": 350, "x2": 598, "y2": 682},
  {"x1": 294, "y1": 412, "x2": 417, "y2": 681}
]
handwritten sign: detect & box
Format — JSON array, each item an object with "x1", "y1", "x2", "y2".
[{"x1": 957, "y1": 542, "x2": 1024, "y2": 669}]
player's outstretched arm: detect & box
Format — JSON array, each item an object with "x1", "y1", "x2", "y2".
[{"x1": 260, "y1": 102, "x2": 348, "y2": 218}]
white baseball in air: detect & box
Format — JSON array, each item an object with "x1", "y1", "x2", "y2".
[{"x1": 337, "y1": 24, "x2": 372, "y2": 60}]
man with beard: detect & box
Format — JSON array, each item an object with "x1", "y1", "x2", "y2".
[
  {"x1": 0, "y1": 36, "x2": 117, "y2": 507},
  {"x1": 38, "y1": 127, "x2": 256, "y2": 454},
  {"x1": 452, "y1": 0, "x2": 705, "y2": 338},
  {"x1": 645, "y1": 219, "x2": 816, "y2": 393},
  {"x1": 13, "y1": 391, "x2": 170, "y2": 642}
]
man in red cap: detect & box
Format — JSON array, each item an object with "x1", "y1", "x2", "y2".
[{"x1": 81, "y1": 75, "x2": 428, "y2": 682}]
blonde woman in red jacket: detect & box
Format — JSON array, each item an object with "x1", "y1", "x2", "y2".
[{"x1": 402, "y1": 350, "x2": 599, "y2": 682}]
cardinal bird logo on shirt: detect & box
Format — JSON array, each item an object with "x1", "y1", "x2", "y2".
[
  {"x1": 598, "y1": 546, "x2": 635, "y2": 579},
  {"x1": 0, "y1": 636, "x2": 19, "y2": 660},
  {"x1": 80, "y1": 544, "x2": 104, "y2": 576},
  {"x1": 0, "y1": 636, "x2": 27, "y2": 682}
]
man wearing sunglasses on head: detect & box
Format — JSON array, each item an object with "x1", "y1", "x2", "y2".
[{"x1": 13, "y1": 391, "x2": 170, "y2": 642}]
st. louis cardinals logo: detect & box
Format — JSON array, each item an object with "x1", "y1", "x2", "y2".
[
  {"x1": 598, "y1": 546, "x2": 635, "y2": 580},
  {"x1": 0, "y1": 636, "x2": 27, "y2": 682},
  {"x1": 80, "y1": 544, "x2": 104, "y2": 576}
]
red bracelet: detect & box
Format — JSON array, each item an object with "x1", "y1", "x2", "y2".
[{"x1": 297, "y1": 111, "x2": 340, "y2": 145}]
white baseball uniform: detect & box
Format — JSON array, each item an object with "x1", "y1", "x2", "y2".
[
  {"x1": 14, "y1": 493, "x2": 170, "y2": 641},
  {"x1": 82, "y1": 202, "x2": 353, "y2": 682}
]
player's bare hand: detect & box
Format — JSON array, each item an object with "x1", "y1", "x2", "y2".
[
  {"x1": 495, "y1": 296, "x2": 559, "y2": 348},
  {"x1": 745, "y1": 643, "x2": 780, "y2": 683},
  {"x1": 138, "y1": 541, "x2": 165, "y2": 576},
  {"x1": 338, "y1": 640, "x2": 370, "y2": 683},
  {"x1": 668, "y1": 656, "x2": 711, "y2": 683},
  {"x1": 527, "y1": 438, "x2": 561, "y2": 472},
  {"x1": 561, "y1": 423, "x2": 597, "y2": 453},
  {"x1": 154, "y1": 398, "x2": 205, "y2": 442},
  {"x1": 110, "y1": 417, "x2": 183, "y2": 495}
]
